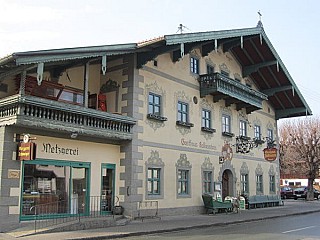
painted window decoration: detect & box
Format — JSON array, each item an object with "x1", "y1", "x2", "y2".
[
  {"x1": 240, "y1": 173, "x2": 249, "y2": 194},
  {"x1": 147, "y1": 168, "x2": 161, "y2": 195},
  {"x1": 203, "y1": 171, "x2": 213, "y2": 194},
  {"x1": 239, "y1": 120, "x2": 247, "y2": 137},
  {"x1": 190, "y1": 57, "x2": 199, "y2": 74},
  {"x1": 21, "y1": 160, "x2": 89, "y2": 219},
  {"x1": 269, "y1": 175, "x2": 276, "y2": 193},
  {"x1": 178, "y1": 169, "x2": 189, "y2": 195},
  {"x1": 254, "y1": 125, "x2": 261, "y2": 140},
  {"x1": 256, "y1": 174, "x2": 263, "y2": 194}
]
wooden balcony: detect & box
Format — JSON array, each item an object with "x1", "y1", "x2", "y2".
[
  {"x1": 0, "y1": 94, "x2": 136, "y2": 141},
  {"x1": 199, "y1": 73, "x2": 268, "y2": 113}
]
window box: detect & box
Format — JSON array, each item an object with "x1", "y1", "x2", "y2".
[
  {"x1": 239, "y1": 136, "x2": 251, "y2": 141},
  {"x1": 147, "y1": 113, "x2": 168, "y2": 122},
  {"x1": 254, "y1": 139, "x2": 265, "y2": 145},
  {"x1": 201, "y1": 127, "x2": 216, "y2": 133},
  {"x1": 176, "y1": 121, "x2": 194, "y2": 128},
  {"x1": 222, "y1": 131, "x2": 234, "y2": 137}
]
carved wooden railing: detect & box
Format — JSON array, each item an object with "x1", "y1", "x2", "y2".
[
  {"x1": 199, "y1": 73, "x2": 268, "y2": 109},
  {"x1": 0, "y1": 94, "x2": 136, "y2": 140}
]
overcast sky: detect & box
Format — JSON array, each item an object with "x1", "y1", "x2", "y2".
[{"x1": 1, "y1": 0, "x2": 319, "y2": 116}]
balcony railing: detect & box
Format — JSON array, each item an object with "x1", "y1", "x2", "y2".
[
  {"x1": 0, "y1": 94, "x2": 136, "y2": 141},
  {"x1": 199, "y1": 73, "x2": 268, "y2": 112}
]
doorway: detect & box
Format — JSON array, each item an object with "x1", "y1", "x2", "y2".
[
  {"x1": 101, "y1": 164, "x2": 115, "y2": 213},
  {"x1": 222, "y1": 169, "x2": 234, "y2": 199}
]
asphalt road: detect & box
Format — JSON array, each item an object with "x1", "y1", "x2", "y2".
[{"x1": 112, "y1": 212, "x2": 320, "y2": 240}]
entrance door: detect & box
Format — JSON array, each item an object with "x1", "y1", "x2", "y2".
[
  {"x1": 101, "y1": 164, "x2": 115, "y2": 213},
  {"x1": 71, "y1": 167, "x2": 89, "y2": 214},
  {"x1": 222, "y1": 169, "x2": 233, "y2": 199}
]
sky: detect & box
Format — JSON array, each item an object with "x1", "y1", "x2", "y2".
[{"x1": 1, "y1": 0, "x2": 319, "y2": 116}]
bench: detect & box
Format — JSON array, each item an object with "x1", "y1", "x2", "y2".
[
  {"x1": 202, "y1": 194, "x2": 233, "y2": 214},
  {"x1": 248, "y1": 195, "x2": 282, "y2": 209}
]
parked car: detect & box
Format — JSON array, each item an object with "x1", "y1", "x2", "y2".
[
  {"x1": 280, "y1": 186, "x2": 294, "y2": 199},
  {"x1": 293, "y1": 187, "x2": 320, "y2": 200}
]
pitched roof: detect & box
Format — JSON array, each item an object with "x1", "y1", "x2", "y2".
[{"x1": 0, "y1": 25, "x2": 312, "y2": 119}]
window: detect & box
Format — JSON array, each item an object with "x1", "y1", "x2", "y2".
[
  {"x1": 203, "y1": 171, "x2": 213, "y2": 194},
  {"x1": 256, "y1": 174, "x2": 263, "y2": 194},
  {"x1": 190, "y1": 57, "x2": 199, "y2": 74},
  {"x1": 147, "y1": 168, "x2": 161, "y2": 195},
  {"x1": 222, "y1": 114, "x2": 231, "y2": 133},
  {"x1": 267, "y1": 129, "x2": 273, "y2": 141},
  {"x1": 202, "y1": 109, "x2": 211, "y2": 128},
  {"x1": 148, "y1": 93, "x2": 161, "y2": 116},
  {"x1": 177, "y1": 101, "x2": 189, "y2": 123},
  {"x1": 254, "y1": 125, "x2": 261, "y2": 140},
  {"x1": 240, "y1": 173, "x2": 249, "y2": 194},
  {"x1": 178, "y1": 169, "x2": 189, "y2": 195},
  {"x1": 207, "y1": 65, "x2": 214, "y2": 74},
  {"x1": 269, "y1": 175, "x2": 275, "y2": 193},
  {"x1": 239, "y1": 120, "x2": 247, "y2": 137}
]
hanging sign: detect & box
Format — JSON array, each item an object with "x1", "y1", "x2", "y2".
[
  {"x1": 17, "y1": 134, "x2": 36, "y2": 160},
  {"x1": 263, "y1": 147, "x2": 277, "y2": 161}
]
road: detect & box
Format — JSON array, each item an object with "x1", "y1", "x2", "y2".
[{"x1": 111, "y1": 212, "x2": 320, "y2": 240}]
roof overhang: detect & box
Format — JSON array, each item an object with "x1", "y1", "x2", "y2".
[{"x1": 0, "y1": 26, "x2": 312, "y2": 119}]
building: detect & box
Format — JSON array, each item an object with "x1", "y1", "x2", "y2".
[{"x1": 0, "y1": 22, "x2": 311, "y2": 231}]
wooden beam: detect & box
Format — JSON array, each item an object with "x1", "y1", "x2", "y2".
[{"x1": 242, "y1": 60, "x2": 277, "y2": 77}]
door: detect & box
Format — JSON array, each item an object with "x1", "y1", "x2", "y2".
[
  {"x1": 101, "y1": 164, "x2": 115, "y2": 213},
  {"x1": 222, "y1": 169, "x2": 233, "y2": 200},
  {"x1": 71, "y1": 166, "x2": 89, "y2": 214}
]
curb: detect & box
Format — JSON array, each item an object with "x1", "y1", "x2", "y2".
[{"x1": 68, "y1": 209, "x2": 320, "y2": 240}]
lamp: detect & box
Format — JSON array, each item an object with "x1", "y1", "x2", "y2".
[{"x1": 70, "y1": 132, "x2": 78, "y2": 139}]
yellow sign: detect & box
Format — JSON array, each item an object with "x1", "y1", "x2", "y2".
[{"x1": 17, "y1": 142, "x2": 36, "y2": 160}]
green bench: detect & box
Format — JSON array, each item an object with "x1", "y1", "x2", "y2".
[
  {"x1": 202, "y1": 194, "x2": 233, "y2": 214},
  {"x1": 248, "y1": 195, "x2": 282, "y2": 209}
]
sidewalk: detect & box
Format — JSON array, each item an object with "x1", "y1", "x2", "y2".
[{"x1": 2, "y1": 200, "x2": 320, "y2": 240}]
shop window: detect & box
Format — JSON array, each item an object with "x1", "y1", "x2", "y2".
[{"x1": 21, "y1": 160, "x2": 89, "y2": 220}]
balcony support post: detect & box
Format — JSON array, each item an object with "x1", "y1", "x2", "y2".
[
  {"x1": 19, "y1": 70, "x2": 26, "y2": 95},
  {"x1": 83, "y1": 62, "x2": 89, "y2": 108}
]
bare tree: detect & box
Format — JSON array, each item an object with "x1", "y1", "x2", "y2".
[{"x1": 279, "y1": 117, "x2": 320, "y2": 200}]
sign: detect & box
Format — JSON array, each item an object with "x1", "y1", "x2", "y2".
[
  {"x1": 17, "y1": 142, "x2": 36, "y2": 160},
  {"x1": 8, "y1": 169, "x2": 20, "y2": 179},
  {"x1": 263, "y1": 147, "x2": 277, "y2": 161}
]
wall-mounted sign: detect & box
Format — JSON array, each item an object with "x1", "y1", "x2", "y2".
[
  {"x1": 17, "y1": 142, "x2": 36, "y2": 160},
  {"x1": 263, "y1": 147, "x2": 277, "y2": 161},
  {"x1": 8, "y1": 169, "x2": 20, "y2": 179}
]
